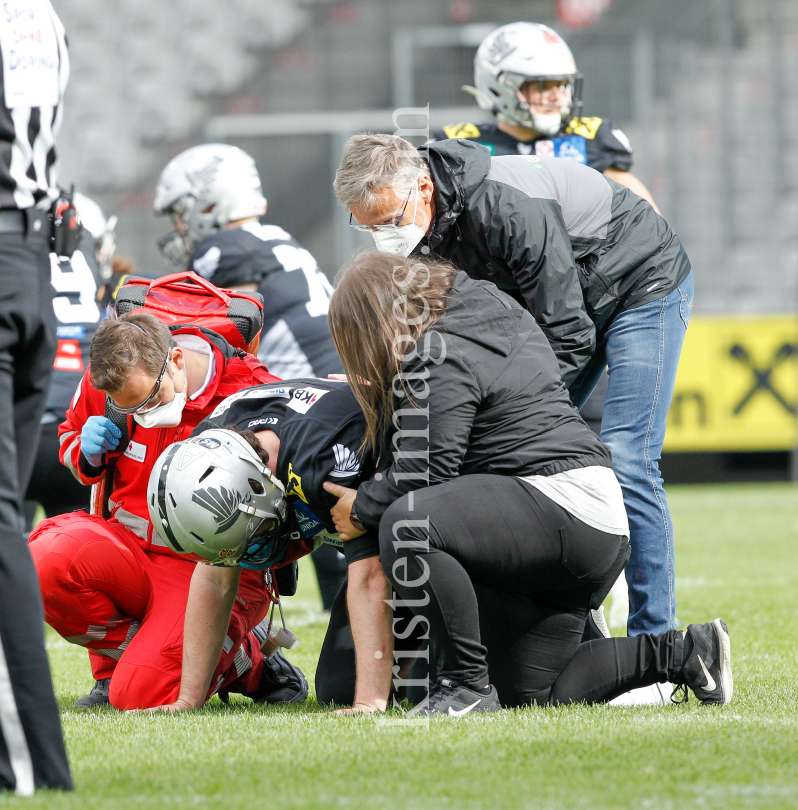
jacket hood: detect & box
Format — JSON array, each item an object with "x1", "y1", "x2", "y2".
[
  {"x1": 431, "y1": 272, "x2": 523, "y2": 358},
  {"x1": 418, "y1": 140, "x2": 492, "y2": 247}
]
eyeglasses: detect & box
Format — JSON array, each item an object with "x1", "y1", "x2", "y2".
[
  {"x1": 110, "y1": 344, "x2": 174, "y2": 415},
  {"x1": 349, "y1": 185, "x2": 415, "y2": 233}
]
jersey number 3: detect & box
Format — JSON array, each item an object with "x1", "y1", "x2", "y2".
[{"x1": 272, "y1": 244, "x2": 333, "y2": 318}]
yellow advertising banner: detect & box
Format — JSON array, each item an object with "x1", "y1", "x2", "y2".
[{"x1": 664, "y1": 315, "x2": 798, "y2": 452}]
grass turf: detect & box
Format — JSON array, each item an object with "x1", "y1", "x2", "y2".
[{"x1": 4, "y1": 482, "x2": 798, "y2": 809}]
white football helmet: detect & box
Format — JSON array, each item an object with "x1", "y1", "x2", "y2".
[
  {"x1": 465, "y1": 22, "x2": 582, "y2": 136},
  {"x1": 147, "y1": 428, "x2": 290, "y2": 567},
  {"x1": 73, "y1": 192, "x2": 117, "y2": 279},
  {"x1": 154, "y1": 144, "x2": 267, "y2": 268}
]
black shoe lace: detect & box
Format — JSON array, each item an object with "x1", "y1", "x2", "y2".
[
  {"x1": 425, "y1": 683, "x2": 450, "y2": 711},
  {"x1": 91, "y1": 679, "x2": 110, "y2": 695},
  {"x1": 670, "y1": 684, "x2": 689, "y2": 705}
]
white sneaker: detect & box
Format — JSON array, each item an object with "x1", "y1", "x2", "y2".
[
  {"x1": 608, "y1": 682, "x2": 670, "y2": 706},
  {"x1": 590, "y1": 606, "x2": 611, "y2": 639}
]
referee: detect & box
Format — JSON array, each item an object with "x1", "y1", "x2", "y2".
[{"x1": 0, "y1": 1, "x2": 72, "y2": 794}]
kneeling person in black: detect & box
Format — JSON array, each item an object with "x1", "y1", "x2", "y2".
[{"x1": 324, "y1": 253, "x2": 732, "y2": 714}]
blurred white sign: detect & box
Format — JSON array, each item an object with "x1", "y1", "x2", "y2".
[
  {"x1": 0, "y1": 0, "x2": 59, "y2": 109},
  {"x1": 558, "y1": 0, "x2": 614, "y2": 29}
]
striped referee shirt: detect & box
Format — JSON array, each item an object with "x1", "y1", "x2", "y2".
[{"x1": 0, "y1": 1, "x2": 68, "y2": 210}]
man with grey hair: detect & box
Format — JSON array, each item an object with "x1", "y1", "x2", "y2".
[{"x1": 335, "y1": 133, "x2": 693, "y2": 643}]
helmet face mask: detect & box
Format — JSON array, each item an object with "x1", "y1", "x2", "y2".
[
  {"x1": 148, "y1": 429, "x2": 289, "y2": 567},
  {"x1": 154, "y1": 144, "x2": 266, "y2": 268},
  {"x1": 467, "y1": 22, "x2": 583, "y2": 135}
]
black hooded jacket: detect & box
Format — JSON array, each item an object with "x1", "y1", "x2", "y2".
[
  {"x1": 416, "y1": 140, "x2": 691, "y2": 387},
  {"x1": 354, "y1": 273, "x2": 611, "y2": 529}
]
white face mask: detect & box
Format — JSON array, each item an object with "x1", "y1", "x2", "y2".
[
  {"x1": 371, "y1": 184, "x2": 426, "y2": 257},
  {"x1": 133, "y1": 372, "x2": 187, "y2": 429},
  {"x1": 530, "y1": 111, "x2": 563, "y2": 137}
]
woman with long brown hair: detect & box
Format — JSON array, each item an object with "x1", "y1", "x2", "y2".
[{"x1": 324, "y1": 251, "x2": 731, "y2": 716}]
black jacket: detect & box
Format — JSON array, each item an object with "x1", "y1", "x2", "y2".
[
  {"x1": 417, "y1": 139, "x2": 691, "y2": 386},
  {"x1": 354, "y1": 273, "x2": 611, "y2": 529}
]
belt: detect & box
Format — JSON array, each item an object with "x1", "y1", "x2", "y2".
[{"x1": 0, "y1": 209, "x2": 26, "y2": 233}]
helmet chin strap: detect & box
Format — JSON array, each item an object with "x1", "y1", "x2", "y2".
[{"x1": 238, "y1": 503, "x2": 274, "y2": 520}]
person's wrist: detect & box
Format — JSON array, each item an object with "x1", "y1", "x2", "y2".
[
  {"x1": 177, "y1": 690, "x2": 204, "y2": 710},
  {"x1": 349, "y1": 498, "x2": 365, "y2": 533},
  {"x1": 82, "y1": 449, "x2": 104, "y2": 468},
  {"x1": 352, "y1": 699, "x2": 386, "y2": 713}
]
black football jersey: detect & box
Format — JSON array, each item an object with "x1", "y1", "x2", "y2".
[
  {"x1": 189, "y1": 223, "x2": 341, "y2": 379},
  {"x1": 194, "y1": 378, "x2": 372, "y2": 558},
  {"x1": 46, "y1": 229, "x2": 103, "y2": 418},
  {"x1": 429, "y1": 117, "x2": 633, "y2": 173}
]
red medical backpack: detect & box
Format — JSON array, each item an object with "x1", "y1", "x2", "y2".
[
  {"x1": 91, "y1": 271, "x2": 265, "y2": 519},
  {"x1": 114, "y1": 271, "x2": 264, "y2": 354}
]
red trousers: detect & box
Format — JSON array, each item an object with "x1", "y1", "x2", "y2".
[{"x1": 29, "y1": 512, "x2": 269, "y2": 710}]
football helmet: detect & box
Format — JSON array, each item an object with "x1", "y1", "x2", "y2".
[
  {"x1": 154, "y1": 144, "x2": 267, "y2": 268},
  {"x1": 147, "y1": 428, "x2": 290, "y2": 567},
  {"x1": 73, "y1": 192, "x2": 117, "y2": 279},
  {"x1": 465, "y1": 22, "x2": 583, "y2": 136}
]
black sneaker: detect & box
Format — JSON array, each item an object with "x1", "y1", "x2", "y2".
[
  {"x1": 676, "y1": 618, "x2": 733, "y2": 706},
  {"x1": 220, "y1": 650, "x2": 308, "y2": 705},
  {"x1": 582, "y1": 606, "x2": 611, "y2": 642},
  {"x1": 409, "y1": 678, "x2": 501, "y2": 717},
  {"x1": 73, "y1": 678, "x2": 111, "y2": 709}
]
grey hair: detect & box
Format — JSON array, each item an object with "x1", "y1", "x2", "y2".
[{"x1": 334, "y1": 133, "x2": 429, "y2": 211}]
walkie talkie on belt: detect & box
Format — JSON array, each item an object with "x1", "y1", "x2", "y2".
[{"x1": 50, "y1": 184, "x2": 82, "y2": 261}]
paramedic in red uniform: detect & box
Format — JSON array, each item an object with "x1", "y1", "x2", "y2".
[{"x1": 28, "y1": 310, "x2": 308, "y2": 710}]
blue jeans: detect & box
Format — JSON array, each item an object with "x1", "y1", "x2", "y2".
[{"x1": 570, "y1": 274, "x2": 693, "y2": 635}]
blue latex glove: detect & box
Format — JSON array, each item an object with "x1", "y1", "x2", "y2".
[{"x1": 81, "y1": 416, "x2": 122, "y2": 467}]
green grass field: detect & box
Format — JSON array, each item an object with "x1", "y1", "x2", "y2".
[{"x1": 4, "y1": 483, "x2": 798, "y2": 810}]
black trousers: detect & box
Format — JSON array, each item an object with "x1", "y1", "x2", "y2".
[
  {"x1": 24, "y1": 418, "x2": 90, "y2": 529},
  {"x1": 309, "y1": 544, "x2": 347, "y2": 612},
  {"x1": 0, "y1": 220, "x2": 72, "y2": 792},
  {"x1": 316, "y1": 475, "x2": 684, "y2": 708}
]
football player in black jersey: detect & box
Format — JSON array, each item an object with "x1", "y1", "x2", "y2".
[
  {"x1": 154, "y1": 146, "x2": 347, "y2": 608},
  {"x1": 146, "y1": 378, "x2": 402, "y2": 713},
  {"x1": 24, "y1": 194, "x2": 115, "y2": 529},
  {"x1": 430, "y1": 22, "x2": 659, "y2": 212}
]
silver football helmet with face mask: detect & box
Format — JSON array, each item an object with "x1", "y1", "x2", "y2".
[
  {"x1": 147, "y1": 428, "x2": 290, "y2": 567},
  {"x1": 465, "y1": 22, "x2": 583, "y2": 136},
  {"x1": 153, "y1": 144, "x2": 267, "y2": 269}
]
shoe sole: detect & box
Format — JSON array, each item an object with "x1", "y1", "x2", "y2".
[
  {"x1": 711, "y1": 618, "x2": 733, "y2": 705},
  {"x1": 255, "y1": 670, "x2": 309, "y2": 705},
  {"x1": 588, "y1": 607, "x2": 611, "y2": 639}
]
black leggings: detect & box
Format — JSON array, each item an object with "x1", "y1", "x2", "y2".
[{"x1": 316, "y1": 474, "x2": 684, "y2": 707}]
